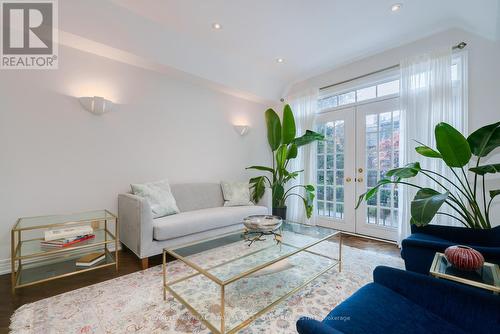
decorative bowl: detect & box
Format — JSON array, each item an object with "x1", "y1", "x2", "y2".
[
  {"x1": 243, "y1": 215, "x2": 282, "y2": 233},
  {"x1": 444, "y1": 245, "x2": 484, "y2": 271}
]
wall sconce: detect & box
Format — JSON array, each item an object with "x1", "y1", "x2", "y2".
[
  {"x1": 79, "y1": 96, "x2": 114, "y2": 115},
  {"x1": 233, "y1": 125, "x2": 249, "y2": 136}
]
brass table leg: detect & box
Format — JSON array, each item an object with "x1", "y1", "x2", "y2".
[{"x1": 163, "y1": 250, "x2": 167, "y2": 301}]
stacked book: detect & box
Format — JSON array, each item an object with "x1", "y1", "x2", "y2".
[
  {"x1": 76, "y1": 252, "x2": 106, "y2": 267},
  {"x1": 41, "y1": 225, "x2": 94, "y2": 248}
]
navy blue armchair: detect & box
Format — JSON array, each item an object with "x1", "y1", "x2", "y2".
[
  {"x1": 401, "y1": 225, "x2": 500, "y2": 274},
  {"x1": 296, "y1": 266, "x2": 500, "y2": 334}
]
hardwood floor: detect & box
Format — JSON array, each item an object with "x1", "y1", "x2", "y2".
[{"x1": 0, "y1": 235, "x2": 400, "y2": 333}]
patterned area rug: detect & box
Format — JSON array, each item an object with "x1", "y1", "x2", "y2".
[{"x1": 10, "y1": 243, "x2": 403, "y2": 333}]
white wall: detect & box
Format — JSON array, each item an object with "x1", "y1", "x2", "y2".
[
  {"x1": 287, "y1": 28, "x2": 500, "y2": 227},
  {"x1": 0, "y1": 45, "x2": 272, "y2": 270}
]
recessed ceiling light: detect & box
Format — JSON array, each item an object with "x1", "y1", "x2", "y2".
[
  {"x1": 212, "y1": 23, "x2": 222, "y2": 30},
  {"x1": 391, "y1": 3, "x2": 402, "y2": 12},
  {"x1": 276, "y1": 58, "x2": 284, "y2": 63}
]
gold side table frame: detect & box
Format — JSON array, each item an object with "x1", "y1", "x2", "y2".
[
  {"x1": 430, "y1": 252, "x2": 500, "y2": 294},
  {"x1": 11, "y1": 210, "x2": 119, "y2": 293},
  {"x1": 163, "y1": 227, "x2": 342, "y2": 334}
]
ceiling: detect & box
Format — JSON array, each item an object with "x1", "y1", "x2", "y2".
[{"x1": 59, "y1": 0, "x2": 500, "y2": 103}]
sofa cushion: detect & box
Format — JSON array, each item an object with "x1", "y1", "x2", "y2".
[
  {"x1": 322, "y1": 283, "x2": 468, "y2": 334},
  {"x1": 170, "y1": 183, "x2": 224, "y2": 212},
  {"x1": 153, "y1": 205, "x2": 268, "y2": 240},
  {"x1": 131, "y1": 179, "x2": 180, "y2": 218}
]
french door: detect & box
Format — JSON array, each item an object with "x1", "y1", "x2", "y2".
[{"x1": 315, "y1": 98, "x2": 400, "y2": 241}]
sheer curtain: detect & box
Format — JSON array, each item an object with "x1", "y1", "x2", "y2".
[
  {"x1": 398, "y1": 49, "x2": 468, "y2": 244},
  {"x1": 287, "y1": 89, "x2": 318, "y2": 224}
]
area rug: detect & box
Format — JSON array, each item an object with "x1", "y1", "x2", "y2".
[{"x1": 10, "y1": 243, "x2": 403, "y2": 334}]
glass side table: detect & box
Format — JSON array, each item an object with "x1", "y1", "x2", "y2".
[
  {"x1": 11, "y1": 210, "x2": 119, "y2": 293},
  {"x1": 430, "y1": 252, "x2": 499, "y2": 293}
]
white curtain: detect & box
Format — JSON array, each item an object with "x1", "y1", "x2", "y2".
[
  {"x1": 398, "y1": 49, "x2": 468, "y2": 244},
  {"x1": 287, "y1": 89, "x2": 318, "y2": 224}
]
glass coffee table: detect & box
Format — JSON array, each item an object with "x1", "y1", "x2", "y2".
[
  {"x1": 430, "y1": 252, "x2": 500, "y2": 293},
  {"x1": 162, "y1": 221, "x2": 341, "y2": 334}
]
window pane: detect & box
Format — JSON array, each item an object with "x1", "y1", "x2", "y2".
[
  {"x1": 380, "y1": 189, "x2": 391, "y2": 207},
  {"x1": 336, "y1": 204, "x2": 344, "y2": 219},
  {"x1": 317, "y1": 186, "x2": 324, "y2": 200},
  {"x1": 326, "y1": 155, "x2": 334, "y2": 170},
  {"x1": 317, "y1": 201, "x2": 324, "y2": 216},
  {"x1": 377, "y1": 80, "x2": 399, "y2": 96},
  {"x1": 357, "y1": 86, "x2": 376, "y2": 101},
  {"x1": 317, "y1": 171, "x2": 325, "y2": 184},
  {"x1": 326, "y1": 140, "x2": 334, "y2": 154},
  {"x1": 336, "y1": 187, "x2": 344, "y2": 202},
  {"x1": 338, "y1": 91, "x2": 355, "y2": 105},
  {"x1": 317, "y1": 141, "x2": 324, "y2": 154},
  {"x1": 317, "y1": 155, "x2": 324, "y2": 169},
  {"x1": 326, "y1": 186, "x2": 334, "y2": 201},
  {"x1": 326, "y1": 171, "x2": 334, "y2": 185},
  {"x1": 367, "y1": 170, "x2": 378, "y2": 187},
  {"x1": 335, "y1": 154, "x2": 344, "y2": 169},
  {"x1": 325, "y1": 122, "x2": 334, "y2": 137},
  {"x1": 380, "y1": 208, "x2": 392, "y2": 226},
  {"x1": 367, "y1": 207, "x2": 377, "y2": 224},
  {"x1": 335, "y1": 170, "x2": 344, "y2": 186},
  {"x1": 326, "y1": 202, "x2": 334, "y2": 217},
  {"x1": 318, "y1": 95, "x2": 338, "y2": 110}
]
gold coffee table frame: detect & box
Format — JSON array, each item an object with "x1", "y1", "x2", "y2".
[
  {"x1": 11, "y1": 210, "x2": 119, "y2": 293},
  {"x1": 163, "y1": 223, "x2": 341, "y2": 334}
]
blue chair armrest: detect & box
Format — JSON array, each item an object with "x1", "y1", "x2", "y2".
[
  {"x1": 373, "y1": 266, "x2": 500, "y2": 334},
  {"x1": 296, "y1": 317, "x2": 345, "y2": 334}
]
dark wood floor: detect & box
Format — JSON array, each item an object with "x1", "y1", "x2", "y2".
[{"x1": 0, "y1": 235, "x2": 399, "y2": 333}]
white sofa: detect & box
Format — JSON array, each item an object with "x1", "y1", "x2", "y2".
[{"x1": 118, "y1": 183, "x2": 271, "y2": 268}]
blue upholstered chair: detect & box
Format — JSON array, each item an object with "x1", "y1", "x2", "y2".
[
  {"x1": 296, "y1": 266, "x2": 500, "y2": 334},
  {"x1": 401, "y1": 224, "x2": 500, "y2": 274}
]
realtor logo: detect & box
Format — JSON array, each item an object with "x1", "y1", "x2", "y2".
[{"x1": 1, "y1": 0, "x2": 58, "y2": 69}]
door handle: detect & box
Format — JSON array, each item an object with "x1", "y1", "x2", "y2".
[
  {"x1": 358, "y1": 168, "x2": 363, "y2": 173},
  {"x1": 357, "y1": 177, "x2": 364, "y2": 183},
  {"x1": 346, "y1": 177, "x2": 352, "y2": 182}
]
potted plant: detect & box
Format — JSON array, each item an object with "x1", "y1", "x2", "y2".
[
  {"x1": 356, "y1": 121, "x2": 500, "y2": 229},
  {"x1": 247, "y1": 105, "x2": 324, "y2": 219}
]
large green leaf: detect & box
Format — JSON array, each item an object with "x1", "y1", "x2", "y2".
[
  {"x1": 275, "y1": 145, "x2": 288, "y2": 170},
  {"x1": 303, "y1": 189, "x2": 315, "y2": 218},
  {"x1": 410, "y1": 188, "x2": 449, "y2": 226},
  {"x1": 265, "y1": 108, "x2": 281, "y2": 151},
  {"x1": 355, "y1": 179, "x2": 392, "y2": 209},
  {"x1": 293, "y1": 130, "x2": 324, "y2": 147},
  {"x1": 469, "y1": 164, "x2": 500, "y2": 175},
  {"x1": 467, "y1": 121, "x2": 500, "y2": 157},
  {"x1": 286, "y1": 144, "x2": 298, "y2": 159},
  {"x1": 246, "y1": 165, "x2": 274, "y2": 173},
  {"x1": 249, "y1": 176, "x2": 266, "y2": 202},
  {"x1": 435, "y1": 122, "x2": 471, "y2": 167},
  {"x1": 282, "y1": 104, "x2": 296, "y2": 145},
  {"x1": 489, "y1": 189, "x2": 500, "y2": 200},
  {"x1": 414, "y1": 141, "x2": 442, "y2": 158},
  {"x1": 386, "y1": 162, "x2": 421, "y2": 180}
]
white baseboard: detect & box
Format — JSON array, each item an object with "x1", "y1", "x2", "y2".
[
  {"x1": 0, "y1": 243, "x2": 122, "y2": 276},
  {"x1": 0, "y1": 258, "x2": 10, "y2": 275}
]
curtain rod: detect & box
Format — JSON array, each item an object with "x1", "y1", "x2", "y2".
[{"x1": 319, "y1": 41, "x2": 467, "y2": 91}]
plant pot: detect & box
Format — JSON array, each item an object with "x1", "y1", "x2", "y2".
[{"x1": 272, "y1": 207, "x2": 287, "y2": 220}]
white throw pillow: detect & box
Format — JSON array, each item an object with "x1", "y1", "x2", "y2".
[
  {"x1": 131, "y1": 179, "x2": 180, "y2": 218},
  {"x1": 221, "y1": 181, "x2": 254, "y2": 207}
]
